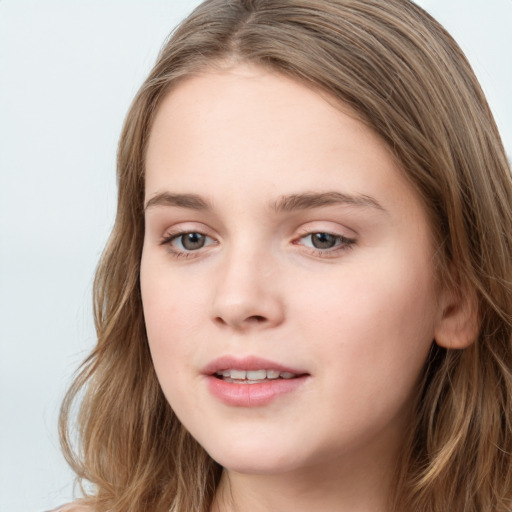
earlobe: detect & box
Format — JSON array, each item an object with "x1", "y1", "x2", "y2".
[{"x1": 434, "y1": 282, "x2": 479, "y2": 349}]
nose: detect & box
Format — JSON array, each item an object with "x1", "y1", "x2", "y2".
[{"x1": 210, "y1": 244, "x2": 285, "y2": 331}]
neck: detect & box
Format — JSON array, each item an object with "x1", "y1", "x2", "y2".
[{"x1": 210, "y1": 443, "x2": 401, "y2": 512}]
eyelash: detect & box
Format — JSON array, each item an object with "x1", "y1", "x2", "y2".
[
  {"x1": 294, "y1": 232, "x2": 356, "y2": 258},
  {"x1": 159, "y1": 230, "x2": 356, "y2": 259},
  {"x1": 159, "y1": 231, "x2": 217, "y2": 259}
]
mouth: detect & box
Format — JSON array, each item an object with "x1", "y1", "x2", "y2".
[
  {"x1": 213, "y1": 368, "x2": 301, "y2": 384},
  {"x1": 204, "y1": 356, "x2": 309, "y2": 406}
]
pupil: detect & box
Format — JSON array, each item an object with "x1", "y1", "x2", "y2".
[
  {"x1": 182, "y1": 233, "x2": 205, "y2": 250},
  {"x1": 312, "y1": 233, "x2": 336, "y2": 249}
]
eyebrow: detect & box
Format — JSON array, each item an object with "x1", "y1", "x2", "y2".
[
  {"x1": 271, "y1": 191, "x2": 386, "y2": 214},
  {"x1": 144, "y1": 191, "x2": 386, "y2": 214},
  {"x1": 145, "y1": 192, "x2": 211, "y2": 211}
]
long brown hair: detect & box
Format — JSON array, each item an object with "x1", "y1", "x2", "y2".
[{"x1": 60, "y1": 1, "x2": 512, "y2": 510}]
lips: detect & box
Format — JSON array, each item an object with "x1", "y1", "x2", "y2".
[
  {"x1": 203, "y1": 356, "x2": 310, "y2": 407},
  {"x1": 202, "y1": 355, "x2": 307, "y2": 376}
]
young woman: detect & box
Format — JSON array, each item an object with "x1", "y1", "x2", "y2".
[{"x1": 56, "y1": 0, "x2": 512, "y2": 511}]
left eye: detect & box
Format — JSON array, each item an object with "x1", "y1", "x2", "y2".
[
  {"x1": 169, "y1": 232, "x2": 215, "y2": 251},
  {"x1": 299, "y1": 232, "x2": 353, "y2": 250}
]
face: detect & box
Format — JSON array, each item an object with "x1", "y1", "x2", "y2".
[{"x1": 141, "y1": 64, "x2": 444, "y2": 476}]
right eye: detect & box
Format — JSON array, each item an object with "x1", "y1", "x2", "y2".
[
  {"x1": 174, "y1": 232, "x2": 208, "y2": 251},
  {"x1": 161, "y1": 231, "x2": 217, "y2": 256}
]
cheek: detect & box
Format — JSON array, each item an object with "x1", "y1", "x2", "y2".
[
  {"x1": 294, "y1": 250, "x2": 438, "y2": 396},
  {"x1": 140, "y1": 255, "x2": 202, "y2": 382},
  {"x1": 141, "y1": 248, "x2": 207, "y2": 336},
  {"x1": 141, "y1": 281, "x2": 203, "y2": 417},
  {"x1": 298, "y1": 243, "x2": 438, "y2": 338}
]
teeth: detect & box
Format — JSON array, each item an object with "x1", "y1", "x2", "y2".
[
  {"x1": 246, "y1": 370, "x2": 267, "y2": 380},
  {"x1": 215, "y1": 369, "x2": 298, "y2": 381},
  {"x1": 230, "y1": 369, "x2": 246, "y2": 380}
]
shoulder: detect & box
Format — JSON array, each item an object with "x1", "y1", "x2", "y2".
[{"x1": 46, "y1": 503, "x2": 94, "y2": 512}]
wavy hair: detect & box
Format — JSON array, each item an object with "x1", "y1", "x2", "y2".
[{"x1": 60, "y1": 1, "x2": 512, "y2": 510}]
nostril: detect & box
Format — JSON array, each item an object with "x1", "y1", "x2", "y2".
[
  {"x1": 213, "y1": 314, "x2": 267, "y2": 328},
  {"x1": 249, "y1": 315, "x2": 266, "y2": 323},
  {"x1": 214, "y1": 316, "x2": 227, "y2": 326}
]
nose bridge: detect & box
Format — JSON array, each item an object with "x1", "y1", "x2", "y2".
[{"x1": 211, "y1": 233, "x2": 284, "y2": 330}]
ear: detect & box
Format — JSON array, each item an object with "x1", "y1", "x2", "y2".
[{"x1": 434, "y1": 277, "x2": 479, "y2": 350}]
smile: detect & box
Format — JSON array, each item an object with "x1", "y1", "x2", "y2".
[
  {"x1": 214, "y1": 369, "x2": 297, "y2": 383},
  {"x1": 204, "y1": 356, "x2": 309, "y2": 407}
]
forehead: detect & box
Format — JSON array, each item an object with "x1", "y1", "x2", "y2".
[
  {"x1": 144, "y1": 64, "x2": 420, "y2": 219},
  {"x1": 148, "y1": 65, "x2": 370, "y2": 148}
]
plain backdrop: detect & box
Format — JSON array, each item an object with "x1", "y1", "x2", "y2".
[{"x1": 0, "y1": 1, "x2": 510, "y2": 511}]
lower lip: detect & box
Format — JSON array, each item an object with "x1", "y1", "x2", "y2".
[{"x1": 206, "y1": 375, "x2": 308, "y2": 407}]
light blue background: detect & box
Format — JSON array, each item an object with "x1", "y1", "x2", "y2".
[{"x1": 0, "y1": 1, "x2": 510, "y2": 510}]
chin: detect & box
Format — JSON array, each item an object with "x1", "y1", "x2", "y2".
[
  {"x1": 213, "y1": 453, "x2": 302, "y2": 476},
  {"x1": 201, "y1": 435, "x2": 310, "y2": 475}
]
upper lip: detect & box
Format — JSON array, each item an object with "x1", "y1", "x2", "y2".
[{"x1": 202, "y1": 355, "x2": 308, "y2": 376}]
